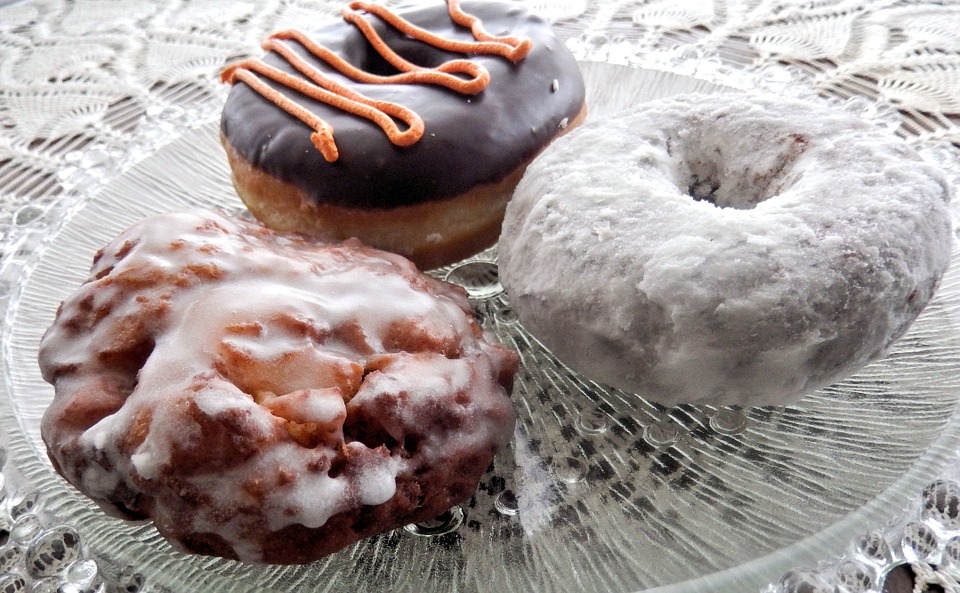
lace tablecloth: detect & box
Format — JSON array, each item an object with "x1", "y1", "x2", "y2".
[{"x1": 2, "y1": 1, "x2": 960, "y2": 592}]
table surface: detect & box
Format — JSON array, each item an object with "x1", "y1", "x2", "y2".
[{"x1": 2, "y1": 1, "x2": 960, "y2": 592}]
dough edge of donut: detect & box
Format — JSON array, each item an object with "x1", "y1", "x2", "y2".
[{"x1": 221, "y1": 105, "x2": 587, "y2": 270}]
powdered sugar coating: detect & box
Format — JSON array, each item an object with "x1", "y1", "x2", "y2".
[
  {"x1": 499, "y1": 93, "x2": 953, "y2": 406},
  {"x1": 39, "y1": 209, "x2": 517, "y2": 563}
]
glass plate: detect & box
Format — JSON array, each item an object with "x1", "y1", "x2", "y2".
[{"x1": 3, "y1": 61, "x2": 960, "y2": 593}]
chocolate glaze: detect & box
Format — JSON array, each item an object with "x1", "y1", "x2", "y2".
[{"x1": 220, "y1": 1, "x2": 586, "y2": 209}]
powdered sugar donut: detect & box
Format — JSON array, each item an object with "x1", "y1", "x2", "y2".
[
  {"x1": 499, "y1": 93, "x2": 953, "y2": 407},
  {"x1": 39, "y1": 209, "x2": 517, "y2": 563}
]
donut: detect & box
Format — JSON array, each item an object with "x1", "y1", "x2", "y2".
[
  {"x1": 38, "y1": 209, "x2": 518, "y2": 563},
  {"x1": 498, "y1": 93, "x2": 954, "y2": 407},
  {"x1": 219, "y1": 0, "x2": 586, "y2": 270}
]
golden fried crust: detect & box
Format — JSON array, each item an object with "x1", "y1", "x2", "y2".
[
  {"x1": 39, "y1": 209, "x2": 518, "y2": 563},
  {"x1": 221, "y1": 104, "x2": 586, "y2": 270}
]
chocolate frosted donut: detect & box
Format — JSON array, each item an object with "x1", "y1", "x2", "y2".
[
  {"x1": 499, "y1": 93, "x2": 954, "y2": 407},
  {"x1": 39, "y1": 209, "x2": 518, "y2": 563},
  {"x1": 220, "y1": 0, "x2": 586, "y2": 269}
]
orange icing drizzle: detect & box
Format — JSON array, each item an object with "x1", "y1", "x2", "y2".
[{"x1": 221, "y1": 0, "x2": 533, "y2": 162}]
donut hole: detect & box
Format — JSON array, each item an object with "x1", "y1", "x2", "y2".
[
  {"x1": 680, "y1": 156, "x2": 776, "y2": 210},
  {"x1": 675, "y1": 132, "x2": 810, "y2": 210},
  {"x1": 360, "y1": 43, "x2": 453, "y2": 75},
  {"x1": 684, "y1": 159, "x2": 724, "y2": 205},
  {"x1": 353, "y1": 43, "x2": 401, "y2": 77},
  {"x1": 341, "y1": 25, "x2": 458, "y2": 77}
]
